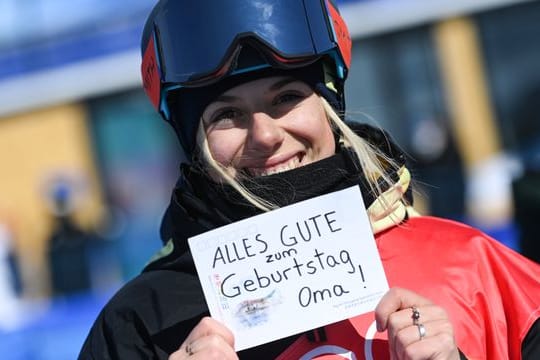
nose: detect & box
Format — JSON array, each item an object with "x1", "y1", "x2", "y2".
[{"x1": 247, "y1": 112, "x2": 284, "y2": 153}]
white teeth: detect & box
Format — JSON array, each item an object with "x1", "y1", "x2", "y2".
[{"x1": 248, "y1": 157, "x2": 300, "y2": 177}]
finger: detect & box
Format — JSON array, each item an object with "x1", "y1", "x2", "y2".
[
  {"x1": 169, "y1": 344, "x2": 237, "y2": 360},
  {"x1": 182, "y1": 317, "x2": 235, "y2": 349},
  {"x1": 169, "y1": 345, "x2": 190, "y2": 360},
  {"x1": 396, "y1": 329, "x2": 458, "y2": 360},
  {"x1": 393, "y1": 319, "x2": 454, "y2": 358},
  {"x1": 386, "y1": 304, "x2": 448, "y2": 337},
  {"x1": 185, "y1": 334, "x2": 238, "y2": 359},
  {"x1": 375, "y1": 288, "x2": 433, "y2": 332},
  {"x1": 170, "y1": 341, "x2": 197, "y2": 360}
]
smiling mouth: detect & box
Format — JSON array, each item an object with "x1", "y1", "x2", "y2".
[{"x1": 245, "y1": 154, "x2": 305, "y2": 177}]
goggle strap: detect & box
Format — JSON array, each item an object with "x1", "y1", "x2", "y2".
[
  {"x1": 325, "y1": 0, "x2": 352, "y2": 68},
  {"x1": 141, "y1": 31, "x2": 162, "y2": 111}
]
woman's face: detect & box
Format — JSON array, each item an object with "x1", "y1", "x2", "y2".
[{"x1": 201, "y1": 76, "x2": 335, "y2": 178}]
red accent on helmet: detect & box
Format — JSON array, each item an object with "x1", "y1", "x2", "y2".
[
  {"x1": 326, "y1": 0, "x2": 352, "y2": 69},
  {"x1": 141, "y1": 35, "x2": 161, "y2": 111}
]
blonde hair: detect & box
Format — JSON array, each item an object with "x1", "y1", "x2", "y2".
[{"x1": 195, "y1": 96, "x2": 400, "y2": 211}]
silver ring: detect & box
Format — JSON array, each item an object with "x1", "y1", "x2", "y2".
[
  {"x1": 411, "y1": 306, "x2": 420, "y2": 325},
  {"x1": 417, "y1": 323, "x2": 426, "y2": 340}
]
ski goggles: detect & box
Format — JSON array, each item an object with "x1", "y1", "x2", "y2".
[{"x1": 141, "y1": 0, "x2": 351, "y2": 113}]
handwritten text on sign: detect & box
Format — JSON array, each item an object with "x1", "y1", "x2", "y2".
[{"x1": 188, "y1": 186, "x2": 388, "y2": 351}]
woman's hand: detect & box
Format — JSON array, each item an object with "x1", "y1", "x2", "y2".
[
  {"x1": 169, "y1": 317, "x2": 238, "y2": 360},
  {"x1": 375, "y1": 288, "x2": 460, "y2": 360}
]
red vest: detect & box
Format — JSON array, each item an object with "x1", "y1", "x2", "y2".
[{"x1": 276, "y1": 217, "x2": 540, "y2": 360}]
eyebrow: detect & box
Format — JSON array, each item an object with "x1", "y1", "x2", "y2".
[
  {"x1": 211, "y1": 94, "x2": 238, "y2": 103},
  {"x1": 211, "y1": 77, "x2": 300, "y2": 103},
  {"x1": 269, "y1": 77, "x2": 298, "y2": 91}
]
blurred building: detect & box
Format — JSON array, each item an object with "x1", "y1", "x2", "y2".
[{"x1": 0, "y1": 0, "x2": 539, "y2": 358}]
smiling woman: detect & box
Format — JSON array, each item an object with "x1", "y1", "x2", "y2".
[
  {"x1": 192, "y1": 66, "x2": 400, "y2": 212},
  {"x1": 198, "y1": 76, "x2": 336, "y2": 209},
  {"x1": 78, "y1": 0, "x2": 540, "y2": 359},
  {"x1": 201, "y1": 76, "x2": 335, "y2": 178}
]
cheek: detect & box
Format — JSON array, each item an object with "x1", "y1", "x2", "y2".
[
  {"x1": 206, "y1": 130, "x2": 243, "y2": 165},
  {"x1": 299, "y1": 105, "x2": 335, "y2": 156},
  {"x1": 318, "y1": 120, "x2": 336, "y2": 155}
]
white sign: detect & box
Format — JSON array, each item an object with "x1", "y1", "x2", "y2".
[{"x1": 188, "y1": 186, "x2": 388, "y2": 351}]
